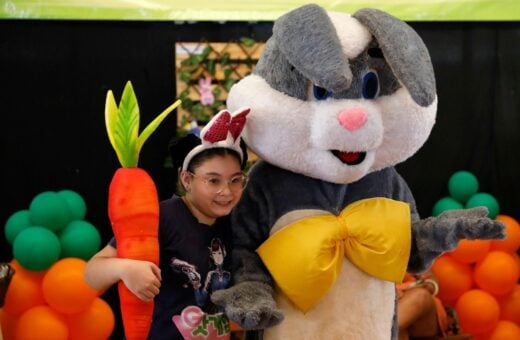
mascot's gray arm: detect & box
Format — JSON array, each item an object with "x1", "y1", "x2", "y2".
[
  {"x1": 211, "y1": 171, "x2": 284, "y2": 329},
  {"x1": 211, "y1": 280, "x2": 283, "y2": 330},
  {"x1": 211, "y1": 248, "x2": 284, "y2": 329},
  {"x1": 408, "y1": 207, "x2": 506, "y2": 273}
]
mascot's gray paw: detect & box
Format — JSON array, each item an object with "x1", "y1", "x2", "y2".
[
  {"x1": 211, "y1": 281, "x2": 284, "y2": 329},
  {"x1": 409, "y1": 207, "x2": 506, "y2": 272},
  {"x1": 415, "y1": 206, "x2": 506, "y2": 252},
  {"x1": 433, "y1": 206, "x2": 506, "y2": 244}
]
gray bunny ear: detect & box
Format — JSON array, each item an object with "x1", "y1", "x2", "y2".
[
  {"x1": 354, "y1": 8, "x2": 436, "y2": 107},
  {"x1": 273, "y1": 4, "x2": 352, "y2": 92}
]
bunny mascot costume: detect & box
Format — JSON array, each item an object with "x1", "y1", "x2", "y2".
[{"x1": 211, "y1": 4, "x2": 505, "y2": 339}]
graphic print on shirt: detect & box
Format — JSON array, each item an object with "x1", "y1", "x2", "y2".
[
  {"x1": 170, "y1": 238, "x2": 231, "y2": 339},
  {"x1": 171, "y1": 257, "x2": 203, "y2": 291}
]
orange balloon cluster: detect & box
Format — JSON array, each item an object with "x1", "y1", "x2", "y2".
[
  {"x1": 432, "y1": 255, "x2": 473, "y2": 305},
  {"x1": 431, "y1": 214, "x2": 520, "y2": 339},
  {"x1": 1, "y1": 258, "x2": 114, "y2": 340}
]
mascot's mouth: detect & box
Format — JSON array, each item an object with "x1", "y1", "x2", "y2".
[{"x1": 331, "y1": 150, "x2": 367, "y2": 165}]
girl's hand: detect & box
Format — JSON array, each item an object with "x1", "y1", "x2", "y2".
[{"x1": 121, "y1": 260, "x2": 162, "y2": 301}]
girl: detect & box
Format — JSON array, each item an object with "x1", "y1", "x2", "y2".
[{"x1": 85, "y1": 108, "x2": 250, "y2": 339}]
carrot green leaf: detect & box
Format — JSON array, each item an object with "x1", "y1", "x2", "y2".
[
  {"x1": 105, "y1": 90, "x2": 119, "y2": 160},
  {"x1": 105, "y1": 81, "x2": 181, "y2": 168}
]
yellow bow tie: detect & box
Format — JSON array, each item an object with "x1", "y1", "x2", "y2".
[{"x1": 256, "y1": 197, "x2": 411, "y2": 312}]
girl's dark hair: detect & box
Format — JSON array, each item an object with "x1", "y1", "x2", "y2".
[
  {"x1": 187, "y1": 148, "x2": 241, "y2": 172},
  {"x1": 168, "y1": 133, "x2": 248, "y2": 172}
]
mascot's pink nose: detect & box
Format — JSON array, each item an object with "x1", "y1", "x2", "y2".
[{"x1": 337, "y1": 108, "x2": 367, "y2": 131}]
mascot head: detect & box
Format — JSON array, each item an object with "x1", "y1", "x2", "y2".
[{"x1": 227, "y1": 4, "x2": 437, "y2": 184}]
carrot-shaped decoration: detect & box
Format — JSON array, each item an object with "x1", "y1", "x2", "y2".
[{"x1": 105, "y1": 81, "x2": 181, "y2": 340}]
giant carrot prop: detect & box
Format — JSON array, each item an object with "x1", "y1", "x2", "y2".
[{"x1": 105, "y1": 81, "x2": 181, "y2": 340}]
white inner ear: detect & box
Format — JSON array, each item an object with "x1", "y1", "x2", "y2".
[{"x1": 327, "y1": 12, "x2": 372, "y2": 59}]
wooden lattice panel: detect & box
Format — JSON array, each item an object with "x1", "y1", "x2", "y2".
[{"x1": 175, "y1": 41, "x2": 264, "y2": 132}]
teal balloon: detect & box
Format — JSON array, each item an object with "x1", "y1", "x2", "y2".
[
  {"x1": 29, "y1": 191, "x2": 71, "y2": 232},
  {"x1": 466, "y1": 192, "x2": 500, "y2": 219},
  {"x1": 59, "y1": 220, "x2": 101, "y2": 260},
  {"x1": 432, "y1": 197, "x2": 464, "y2": 216},
  {"x1": 13, "y1": 226, "x2": 61, "y2": 271},
  {"x1": 58, "y1": 189, "x2": 87, "y2": 221},
  {"x1": 4, "y1": 209, "x2": 31, "y2": 244},
  {"x1": 448, "y1": 171, "x2": 479, "y2": 203}
]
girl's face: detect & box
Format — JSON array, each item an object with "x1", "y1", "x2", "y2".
[{"x1": 181, "y1": 154, "x2": 244, "y2": 225}]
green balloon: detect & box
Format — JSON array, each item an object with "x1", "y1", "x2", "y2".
[
  {"x1": 432, "y1": 197, "x2": 464, "y2": 216},
  {"x1": 29, "y1": 191, "x2": 72, "y2": 232},
  {"x1": 59, "y1": 220, "x2": 101, "y2": 260},
  {"x1": 4, "y1": 209, "x2": 31, "y2": 244},
  {"x1": 13, "y1": 226, "x2": 61, "y2": 271},
  {"x1": 448, "y1": 171, "x2": 479, "y2": 203},
  {"x1": 466, "y1": 192, "x2": 500, "y2": 219},
  {"x1": 58, "y1": 189, "x2": 87, "y2": 221}
]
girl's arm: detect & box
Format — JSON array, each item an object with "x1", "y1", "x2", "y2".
[{"x1": 84, "y1": 244, "x2": 162, "y2": 302}]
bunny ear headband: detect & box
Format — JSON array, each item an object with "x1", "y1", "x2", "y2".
[{"x1": 181, "y1": 107, "x2": 250, "y2": 171}]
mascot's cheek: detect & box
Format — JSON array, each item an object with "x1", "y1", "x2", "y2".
[
  {"x1": 373, "y1": 90, "x2": 437, "y2": 170},
  {"x1": 228, "y1": 75, "x2": 318, "y2": 169}
]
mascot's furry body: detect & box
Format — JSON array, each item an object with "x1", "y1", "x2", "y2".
[{"x1": 211, "y1": 4, "x2": 504, "y2": 339}]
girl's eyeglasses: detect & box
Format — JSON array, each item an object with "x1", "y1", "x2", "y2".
[{"x1": 189, "y1": 172, "x2": 248, "y2": 194}]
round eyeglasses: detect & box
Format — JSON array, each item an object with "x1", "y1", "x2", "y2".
[{"x1": 189, "y1": 172, "x2": 248, "y2": 194}]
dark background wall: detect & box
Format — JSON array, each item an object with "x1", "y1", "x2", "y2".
[
  {"x1": 0, "y1": 20, "x2": 273, "y2": 339},
  {"x1": 1, "y1": 19, "x2": 519, "y2": 339}
]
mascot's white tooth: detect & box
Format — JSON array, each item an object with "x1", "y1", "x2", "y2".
[{"x1": 212, "y1": 4, "x2": 505, "y2": 340}]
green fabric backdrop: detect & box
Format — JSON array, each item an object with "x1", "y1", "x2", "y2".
[{"x1": 2, "y1": 0, "x2": 520, "y2": 21}]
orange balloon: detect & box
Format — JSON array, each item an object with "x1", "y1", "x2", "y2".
[
  {"x1": 515, "y1": 253, "x2": 520, "y2": 275},
  {"x1": 455, "y1": 289, "x2": 500, "y2": 335},
  {"x1": 499, "y1": 284, "x2": 520, "y2": 324},
  {"x1": 474, "y1": 251, "x2": 519, "y2": 296},
  {"x1": 491, "y1": 215, "x2": 520, "y2": 254},
  {"x1": 431, "y1": 254, "x2": 474, "y2": 305},
  {"x1": 9, "y1": 260, "x2": 47, "y2": 281},
  {"x1": 449, "y1": 239, "x2": 490, "y2": 263},
  {"x1": 16, "y1": 305, "x2": 69, "y2": 340},
  {"x1": 3, "y1": 261, "x2": 46, "y2": 316},
  {"x1": 488, "y1": 320, "x2": 520, "y2": 340},
  {"x1": 473, "y1": 330, "x2": 494, "y2": 340},
  {"x1": 0, "y1": 308, "x2": 19, "y2": 340},
  {"x1": 41, "y1": 258, "x2": 98, "y2": 314},
  {"x1": 66, "y1": 298, "x2": 115, "y2": 340}
]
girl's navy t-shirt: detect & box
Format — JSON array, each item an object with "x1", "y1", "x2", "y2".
[{"x1": 111, "y1": 195, "x2": 233, "y2": 339}]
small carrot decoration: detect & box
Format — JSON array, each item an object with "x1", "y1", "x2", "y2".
[{"x1": 105, "y1": 81, "x2": 181, "y2": 340}]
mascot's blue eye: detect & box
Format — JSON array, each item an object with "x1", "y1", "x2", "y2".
[
  {"x1": 362, "y1": 71, "x2": 379, "y2": 99},
  {"x1": 313, "y1": 85, "x2": 332, "y2": 100}
]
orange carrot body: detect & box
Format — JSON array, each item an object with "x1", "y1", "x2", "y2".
[
  {"x1": 108, "y1": 167, "x2": 160, "y2": 340},
  {"x1": 104, "y1": 81, "x2": 180, "y2": 339}
]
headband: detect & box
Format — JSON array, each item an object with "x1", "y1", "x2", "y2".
[{"x1": 182, "y1": 107, "x2": 250, "y2": 171}]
